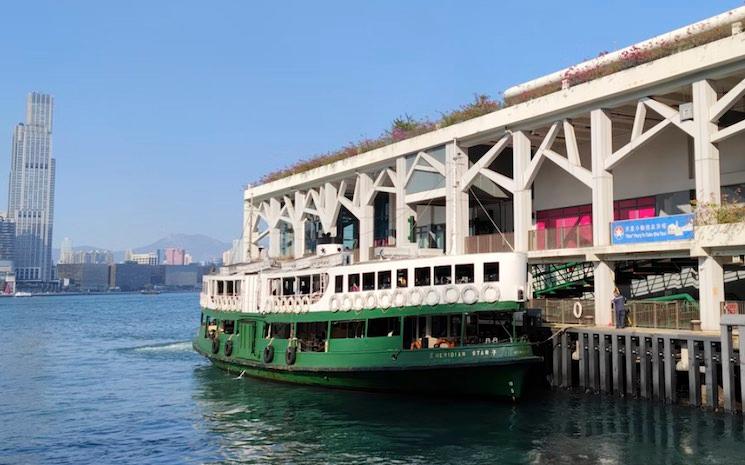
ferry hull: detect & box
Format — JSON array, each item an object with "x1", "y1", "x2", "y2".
[{"x1": 194, "y1": 342, "x2": 540, "y2": 399}]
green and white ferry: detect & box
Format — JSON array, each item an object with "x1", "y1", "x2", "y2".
[{"x1": 194, "y1": 244, "x2": 541, "y2": 399}]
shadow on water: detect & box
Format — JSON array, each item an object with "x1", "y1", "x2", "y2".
[{"x1": 190, "y1": 364, "x2": 745, "y2": 465}]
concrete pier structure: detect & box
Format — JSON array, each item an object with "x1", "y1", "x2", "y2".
[{"x1": 243, "y1": 7, "x2": 745, "y2": 333}]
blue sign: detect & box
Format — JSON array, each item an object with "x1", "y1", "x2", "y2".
[{"x1": 611, "y1": 213, "x2": 694, "y2": 245}]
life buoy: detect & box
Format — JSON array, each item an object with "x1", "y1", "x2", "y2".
[
  {"x1": 461, "y1": 285, "x2": 479, "y2": 305},
  {"x1": 263, "y1": 345, "x2": 275, "y2": 364},
  {"x1": 330, "y1": 296, "x2": 340, "y2": 312},
  {"x1": 392, "y1": 289, "x2": 407, "y2": 308},
  {"x1": 301, "y1": 296, "x2": 311, "y2": 312},
  {"x1": 264, "y1": 299, "x2": 274, "y2": 313},
  {"x1": 378, "y1": 291, "x2": 392, "y2": 309},
  {"x1": 425, "y1": 288, "x2": 440, "y2": 306},
  {"x1": 211, "y1": 337, "x2": 220, "y2": 354},
  {"x1": 481, "y1": 284, "x2": 500, "y2": 303},
  {"x1": 285, "y1": 346, "x2": 297, "y2": 365},
  {"x1": 224, "y1": 340, "x2": 233, "y2": 357},
  {"x1": 353, "y1": 294, "x2": 365, "y2": 311},
  {"x1": 443, "y1": 286, "x2": 460, "y2": 304},
  {"x1": 573, "y1": 301, "x2": 583, "y2": 319},
  {"x1": 342, "y1": 295, "x2": 353, "y2": 312},
  {"x1": 408, "y1": 289, "x2": 423, "y2": 306},
  {"x1": 364, "y1": 293, "x2": 378, "y2": 310}
]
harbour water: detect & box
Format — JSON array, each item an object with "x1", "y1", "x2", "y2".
[{"x1": 1, "y1": 293, "x2": 744, "y2": 464}]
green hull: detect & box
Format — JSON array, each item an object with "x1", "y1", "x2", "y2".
[
  {"x1": 195, "y1": 342, "x2": 537, "y2": 398},
  {"x1": 195, "y1": 305, "x2": 541, "y2": 399}
]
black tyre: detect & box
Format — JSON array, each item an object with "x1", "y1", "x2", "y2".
[
  {"x1": 285, "y1": 346, "x2": 297, "y2": 365},
  {"x1": 211, "y1": 337, "x2": 220, "y2": 354},
  {"x1": 224, "y1": 340, "x2": 233, "y2": 357},
  {"x1": 263, "y1": 345, "x2": 275, "y2": 364}
]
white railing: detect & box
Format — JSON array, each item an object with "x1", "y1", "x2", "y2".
[{"x1": 200, "y1": 292, "x2": 243, "y2": 312}]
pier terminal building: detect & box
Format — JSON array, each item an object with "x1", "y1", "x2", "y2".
[{"x1": 239, "y1": 8, "x2": 745, "y2": 333}]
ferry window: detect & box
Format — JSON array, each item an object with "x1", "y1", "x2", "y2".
[
  {"x1": 217, "y1": 280, "x2": 224, "y2": 294},
  {"x1": 330, "y1": 320, "x2": 365, "y2": 338},
  {"x1": 282, "y1": 278, "x2": 296, "y2": 295},
  {"x1": 432, "y1": 314, "x2": 462, "y2": 343},
  {"x1": 397, "y1": 269, "x2": 408, "y2": 288},
  {"x1": 465, "y1": 312, "x2": 511, "y2": 345},
  {"x1": 403, "y1": 315, "x2": 427, "y2": 349},
  {"x1": 266, "y1": 322, "x2": 292, "y2": 339},
  {"x1": 348, "y1": 274, "x2": 360, "y2": 292},
  {"x1": 367, "y1": 317, "x2": 400, "y2": 337},
  {"x1": 484, "y1": 262, "x2": 500, "y2": 282},
  {"x1": 234, "y1": 280, "x2": 241, "y2": 296},
  {"x1": 226, "y1": 281, "x2": 234, "y2": 295},
  {"x1": 377, "y1": 270, "x2": 392, "y2": 290},
  {"x1": 455, "y1": 264, "x2": 474, "y2": 283},
  {"x1": 223, "y1": 320, "x2": 236, "y2": 335},
  {"x1": 363, "y1": 272, "x2": 375, "y2": 291},
  {"x1": 296, "y1": 322, "x2": 327, "y2": 352},
  {"x1": 334, "y1": 275, "x2": 343, "y2": 293},
  {"x1": 311, "y1": 275, "x2": 322, "y2": 293},
  {"x1": 270, "y1": 278, "x2": 280, "y2": 296},
  {"x1": 434, "y1": 265, "x2": 452, "y2": 285},
  {"x1": 414, "y1": 267, "x2": 431, "y2": 286},
  {"x1": 299, "y1": 275, "x2": 311, "y2": 294}
]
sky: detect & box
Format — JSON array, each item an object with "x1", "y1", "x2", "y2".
[{"x1": 0, "y1": 0, "x2": 741, "y2": 250}]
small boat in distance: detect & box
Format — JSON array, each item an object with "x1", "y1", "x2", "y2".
[{"x1": 14, "y1": 291, "x2": 32, "y2": 297}]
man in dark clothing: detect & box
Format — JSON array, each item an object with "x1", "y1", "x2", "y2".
[{"x1": 612, "y1": 287, "x2": 626, "y2": 329}]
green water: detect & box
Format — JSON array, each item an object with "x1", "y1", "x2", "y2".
[{"x1": 0, "y1": 293, "x2": 743, "y2": 464}]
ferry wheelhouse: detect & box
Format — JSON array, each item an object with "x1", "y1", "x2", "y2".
[{"x1": 194, "y1": 246, "x2": 542, "y2": 399}]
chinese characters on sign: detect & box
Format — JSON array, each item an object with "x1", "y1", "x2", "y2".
[{"x1": 611, "y1": 213, "x2": 694, "y2": 245}]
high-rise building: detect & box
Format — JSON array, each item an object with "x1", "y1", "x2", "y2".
[
  {"x1": 164, "y1": 247, "x2": 186, "y2": 265},
  {"x1": 59, "y1": 237, "x2": 73, "y2": 264},
  {"x1": 7, "y1": 92, "x2": 56, "y2": 285}
]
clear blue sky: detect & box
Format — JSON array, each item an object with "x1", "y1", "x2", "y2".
[{"x1": 0, "y1": 0, "x2": 739, "y2": 250}]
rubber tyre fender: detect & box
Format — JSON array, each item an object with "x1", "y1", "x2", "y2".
[
  {"x1": 211, "y1": 337, "x2": 220, "y2": 354},
  {"x1": 285, "y1": 346, "x2": 297, "y2": 366},
  {"x1": 224, "y1": 339, "x2": 233, "y2": 357},
  {"x1": 263, "y1": 345, "x2": 275, "y2": 364}
]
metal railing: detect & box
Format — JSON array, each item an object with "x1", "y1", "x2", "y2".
[
  {"x1": 464, "y1": 232, "x2": 514, "y2": 254},
  {"x1": 531, "y1": 298, "x2": 596, "y2": 324},
  {"x1": 533, "y1": 298, "x2": 700, "y2": 330},
  {"x1": 529, "y1": 224, "x2": 593, "y2": 251}
]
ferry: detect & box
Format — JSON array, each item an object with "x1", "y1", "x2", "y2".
[{"x1": 194, "y1": 244, "x2": 542, "y2": 399}]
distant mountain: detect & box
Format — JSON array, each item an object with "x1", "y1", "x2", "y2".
[
  {"x1": 133, "y1": 233, "x2": 231, "y2": 263},
  {"x1": 53, "y1": 234, "x2": 232, "y2": 264}
]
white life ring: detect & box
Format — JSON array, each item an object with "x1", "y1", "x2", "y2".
[
  {"x1": 481, "y1": 285, "x2": 500, "y2": 303},
  {"x1": 293, "y1": 296, "x2": 303, "y2": 313},
  {"x1": 392, "y1": 289, "x2": 407, "y2": 308},
  {"x1": 408, "y1": 288, "x2": 423, "y2": 306},
  {"x1": 353, "y1": 294, "x2": 365, "y2": 311},
  {"x1": 573, "y1": 301, "x2": 583, "y2": 319},
  {"x1": 301, "y1": 296, "x2": 311, "y2": 312},
  {"x1": 443, "y1": 286, "x2": 460, "y2": 304},
  {"x1": 329, "y1": 296, "x2": 340, "y2": 312},
  {"x1": 461, "y1": 285, "x2": 479, "y2": 305},
  {"x1": 364, "y1": 292, "x2": 378, "y2": 310},
  {"x1": 264, "y1": 299, "x2": 274, "y2": 313},
  {"x1": 341, "y1": 295, "x2": 353, "y2": 312},
  {"x1": 378, "y1": 291, "x2": 392, "y2": 309},
  {"x1": 425, "y1": 288, "x2": 440, "y2": 306}
]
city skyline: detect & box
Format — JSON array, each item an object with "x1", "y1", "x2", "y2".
[{"x1": 0, "y1": 1, "x2": 741, "y2": 251}]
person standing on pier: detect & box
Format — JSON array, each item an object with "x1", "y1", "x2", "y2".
[{"x1": 612, "y1": 288, "x2": 626, "y2": 329}]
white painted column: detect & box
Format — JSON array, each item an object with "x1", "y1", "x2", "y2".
[
  {"x1": 395, "y1": 157, "x2": 415, "y2": 246},
  {"x1": 512, "y1": 131, "x2": 532, "y2": 253},
  {"x1": 591, "y1": 109, "x2": 616, "y2": 326},
  {"x1": 267, "y1": 198, "x2": 281, "y2": 258},
  {"x1": 446, "y1": 142, "x2": 469, "y2": 255},
  {"x1": 322, "y1": 182, "x2": 339, "y2": 237},
  {"x1": 693, "y1": 79, "x2": 724, "y2": 331},
  {"x1": 358, "y1": 174, "x2": 374, "y2": 262},
  {"x1": 292, "y1": 191, "x2": 306, "y2": 259}
]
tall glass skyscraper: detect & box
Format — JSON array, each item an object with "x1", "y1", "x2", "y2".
[{"x1": 7, "y1": 92, "x2": 56, "y2": 285}]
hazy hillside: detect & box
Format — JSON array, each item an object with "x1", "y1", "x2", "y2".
[{"x1": 53, "y1": 233, "x2": 232, "y2": 264}]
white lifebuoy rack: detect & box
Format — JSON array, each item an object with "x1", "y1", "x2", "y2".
[
  {"x1": 425, "y1": 288, "x2": 440, "y2": 306},
  {"x1": 481, "y1": 285, "x2": 500, "y2": 303},
  {"x1": 378, "y1": 291, "x2": 392, "y2": 309},
  {"x1": 443, "y1": 286, "x2": 460, "y2": 304},
  {"x1": 364, "y1": 292, "x2": 378, "y2": 310},
  {"x1": 461, "y1": 285, "x2": 479, "y2": 305},
  {"x1": 408, "y1": 288, "x2": 423, "y2": 306}
]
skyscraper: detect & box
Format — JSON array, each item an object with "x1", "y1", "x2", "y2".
[{"x1": 7, "y1": 92, "x2": 56, "y2": 285}]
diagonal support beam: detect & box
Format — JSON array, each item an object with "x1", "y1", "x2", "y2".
[
  {"x1": 711, "y1": 118, "x2": 745, "y2": 143},
  {"x1": 460, "y1": 134, "x2": 511, "y2": 191},
  {"x1": 523, "y1": 122, "x2": 560, "y2": 189},
  {"x1": 544, "y1": 149, "x2": 593, "y2": 188},
  {"x1": 710, "y1": 77, "x2": 745, "y2": 123},
  {"x1": 605, "y1": 118, "x2": 673, "y2": 171}
]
